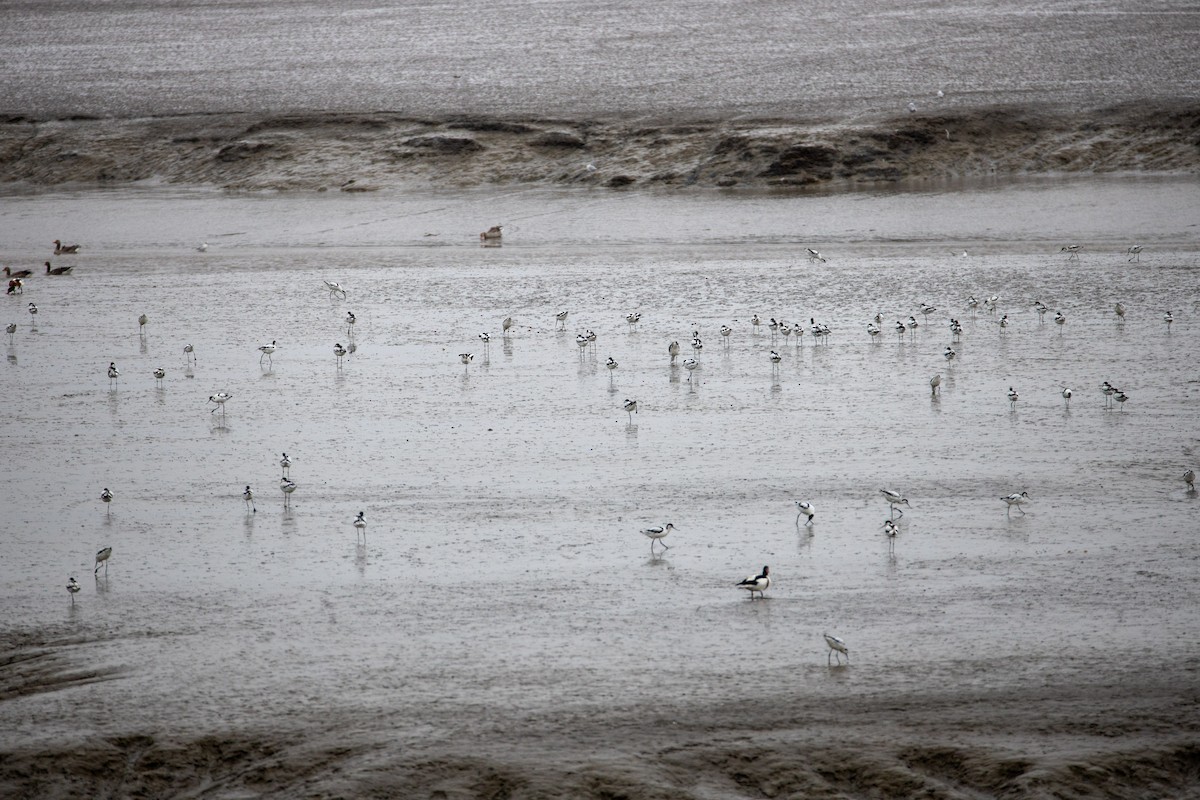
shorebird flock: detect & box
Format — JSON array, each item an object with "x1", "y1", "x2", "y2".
[{"x1": 8, "y1": 236, "x2": 1193, "y2": 667}]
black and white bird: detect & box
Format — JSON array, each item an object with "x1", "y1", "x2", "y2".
[
  {"x1": 555, "y1": 311, "x2": 569, "y2": 330},
  {"x1": 184, "y1": 343, "x2": 196, "y2": 363},
  {"x1": 1002, "y1": 491, "x2": 1030, "y2": 515},
  {"x1": 881, "y1": 488, "x2": 911, "y2": 518},
  {"x1": 1061, "y1": 387, "x2": 1073, "y2": 407},
  {"x1": 28, "y1": 302, "x2": 38, "y2": 324},
  {"x1": 100, "y1": 488, "x2": 113, "y2": 509},
  {"x1": 94, "y1": 546, "x2": 112, "y2": 575},
  {"x1": 1127, "y1": 245, "x2": 1143, "y2": 262},
  {"x1": 280, "y1": 477, "x2": 297, "y2": 505},
  {"x1": 138, "y1": 313, "x2": 149, "y2": 333},
  {"x1": 682, "y1": 357, "x2": 698, "y2": 380},
  {"x1": 625, "y1": 312, "x2": 641, "y2": 329},
  {"x1": 930, "y1": 373, "x2": 942, "y2": 395},
  {"x1": 280, "y1": 453, "x2": 291, "y2": 476},
  {"x1": 642, "y1": 522, "x2": 674, "y2": 552},
  {"x1": 1008, "y1": 386, "x2": 1019, "y2": 406},
  {"x1": 209, "y1": 392, "x2": 233, "y2": 415},
  {"x1": 623, "y1": 398, "x2": 638, "y2": 423},
  {"x1": 354, "y1": 511, "x2": 366, "y2": 535},
  {"x1": 243, "y1": 485, "x2": 256, "y2": 512},
  {"x1": 345, "y1": 312, "x2": 356, "y2": 335},
  {"x1": 502, "y1": 316, "x2": 513, "y2": 335},
  {"x1": 67, "y1": 577, "x2": 80, "y2": 604},
  {"x1": 334, "y1": 342, "x2": 347, "y2": 365},
  {"x1": 1061, "y1": 245, "x2": 1081, "y2": 259},
  {"x1": 1185, "y1": 469, "x2": 1196, "y2": 492},
  {"x1": 258, "y1": 340, "x2": 277, "y2": 364},
  {"x1": 605, "y1": 356, "x2": 618, "y2": 374},
  {"x1": 107, "y1": 362, "x2": 120, "y2": 387},
  {"x1": 943, "y1": 346, "x2": 956, "y2": 361},
  {"x1": 737, "y1": 565, "x2": 771, "y2": 599},
  {"x1": 153, "y1": 367, "x2": 165, "y2": 386},
  {"x1": 459, "y1": 353, "x2": 473, "y2": 371},
  {"x1": 824, "y1": 632, "x2": 849, "y2": 665},
  {"x1": 806, "y1": 248, "x2": 826, "y2": 263},
  {"x1": 795, "y1": 500, "x2": 815, "y2": 526},
  {"x1": 5, "y1": 322, "x2": 15, "y2": 343},
  {"x1": 325, "y1": 280, "x2": 346, "y2": 299}
]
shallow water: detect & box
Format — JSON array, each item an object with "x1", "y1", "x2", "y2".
[
  {"x1": 1, "y1": 179, "x2": 1199, "y2": 795},
  {"x1": 2, "y1": 0, "x2": 1198, "y2": 119}
]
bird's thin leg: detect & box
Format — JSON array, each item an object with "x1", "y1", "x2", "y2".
[
  {"x1": 828, "y1": 651, "x2": 832, "y2": 665},
  {"x1": 1019, "y1": 506, "x2": 1025, "y2": 515}
]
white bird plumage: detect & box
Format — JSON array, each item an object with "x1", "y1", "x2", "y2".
[
  {"x1": 824, "y1": 632, "x2": 849, "y2": 665},
  {"x1": 737, "y1": 566, "x2": 771, "y2": 599},
  {"x1": 642, "y1": 522, "x2": 674, "y2": 552}
]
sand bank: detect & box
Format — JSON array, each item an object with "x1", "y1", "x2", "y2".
[{"x1": 2, "y1": 101, "x2": 1197, "y2": 193}]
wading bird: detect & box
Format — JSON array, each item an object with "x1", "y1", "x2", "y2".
[
  {"x1": 1185, "y1": 469, "x2": 1195, "y2": 492},
  {"x1": 737, "y1": 566, "x2": 771, "y2": 599},
  {"x1": 258, "y1": 340, "x2": 277, "y2": 365},
  {"x1": 1061, "y1": 245, "x2": 1081, "y2": 260},
  {"x1": 107, "y1": 362, "x2": 120, "y2": 387},
  {"x1": 5, "y1": 322, "x2": 15, "y2": 343},
  {"x1": 354, "y1": 511, "x2": 366, "y2": 536},
  {"x1": 243, "y1": 485, "x2": 256, "y2": 512},
  {"x1": 345, "y1": 312, "x2": 356, "y2": 335},
  {"x1": 209, "y1": 391, "x2": 233, "y2": 415},
  {"x1": 100, "y1": 488, "x2": 113, "y2": 510},
  {"x1": 334, "y1": 342, "x2": 347, "y2": 365},
  {"x1": 682, "y1": 357, "x2": 698, "y2": 381},
  {"x1": 623, "y1": 398, "x2": 638, "y2": 423},
  {"x1": 153, "y1": 367, "x2": 165, "y2": 386},
  {"x1": 1061, "y1": 387, "x2": 1073, "y2": 407},
  {"x1": 280, "y1": 453, "x2": 291, "y2": 476},
  {"x1": 881, "y1": 488, "x2": 911, "y2": 518},
  {"x1": 480, "y1": 225, "x2": 503, "y2": 242},
  {"x1": 555, "y1": 311, "x2": 568, "y2": 330},
  {"x1": 1008, "y1": 386, "x2": 1019, "y2": 407},
  {"x1": 325, "y1": 281, "x2": 346, "y2": 299},
  {"x1": 138, "y1": 313, "x2": 148, "y2": 334},
  {"x1": 824, "y1": 632, "x2": 849, "y2": 665},
  {"x1": 625, "y1": 311, "x2": 641, "y2": 330},
  {"x1": 1127, "y1": 245, "x2": 1143, "y2": 262},
  {"x1": 807, "y1": 248, "x2": 826, "y2": 263},
  {"x1": 502, "y1": 316, "x2": 513, "y2": 335},
  {"x1": 28, "y1": 303, "x2": 38, "y2": 325},
  {"x1": 930, "y1": 373, "x2": 942, "y2": 395},
  {"x1": 1002, "y1": 491, "x2": 1030, "y2": 515},
  {"x1": 280, "y1": 477, "x2": 297, "y2": 506},
  {"x1": 642, "y1": 522, "x2": 674, "y2": 553},
  {"x1": 1114, "y1": 302, "x2": 1126, "y2": 320},
  {"x1": 67, "y1": 577, "x2": 80, "y2": 604},
  {"x1": 94, "y1": 546, "x2": 112, "y2": 575},
  {"x1": 184, "y1": 343, "x2": 196, "y2": 363},
  {"x1": 668, "y1": 341, "x2": 680, "y2": 363},
  {"x1": 795, "y1": 500, "x2": 814, "y2": 526}
]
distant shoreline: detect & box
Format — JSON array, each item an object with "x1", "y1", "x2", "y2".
[{"x1": 1, "y1": 100, "x2": 1197, "y2": 193}]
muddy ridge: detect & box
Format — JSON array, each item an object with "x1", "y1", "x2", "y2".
[{"x1": 1, "y1": 101, "x2": 1197, "y2": 192}]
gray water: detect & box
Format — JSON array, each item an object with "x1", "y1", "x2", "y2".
[
  {"x1": 3, "y1": 0, "x2": 1200, "y2": 795},
  {"x1": 2, "y1": 0, "x2": 1198, "y2": 120},
  {"x1": 1, "y1": 179, "x2": 1199, "y2": 796}
]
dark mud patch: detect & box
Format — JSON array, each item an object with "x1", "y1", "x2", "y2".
[{"x1": 1, "y1": 101, "x2": 1197, "y2": 192}]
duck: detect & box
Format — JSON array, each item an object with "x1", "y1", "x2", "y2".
[
  {"x1": 45, "y1": 262, "x2": 73, "y2": 275},
  {"x1": 737, "y1": 565, "x2": 771, "y2": 599},
  {"x1": 53, "y1": 240, "x2": 81, "y2": 255}
]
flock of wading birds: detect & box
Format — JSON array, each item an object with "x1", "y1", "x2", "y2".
[{"x1": 9, "y1": 237, "x2": 1195, "y2": 666}]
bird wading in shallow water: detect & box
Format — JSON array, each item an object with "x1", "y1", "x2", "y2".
[
  {"x1": 795, "y1": 501, "x2": 815, "y2": 526},
  {"x1": 243, "y1": 485, "x2": 256, "y2": 513},
  {"x1": 881, "y1": 488, "x2": 911, "y2": 518},
  {"x1": 737, "y1": 566, "x2": 771, "y2": 599},
  {"x1": 642, "y1": 523, "x2": 674, "y2": 553},
  {"x1": 824, "y1": 632, "x2": 849, "y2": 665},
  {"x1": 94, "y1": 546, "x2": 112, "y2": 575},
  {"x1": 1002, "y1": 491, "x2": 1031, "y2": 515}
]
